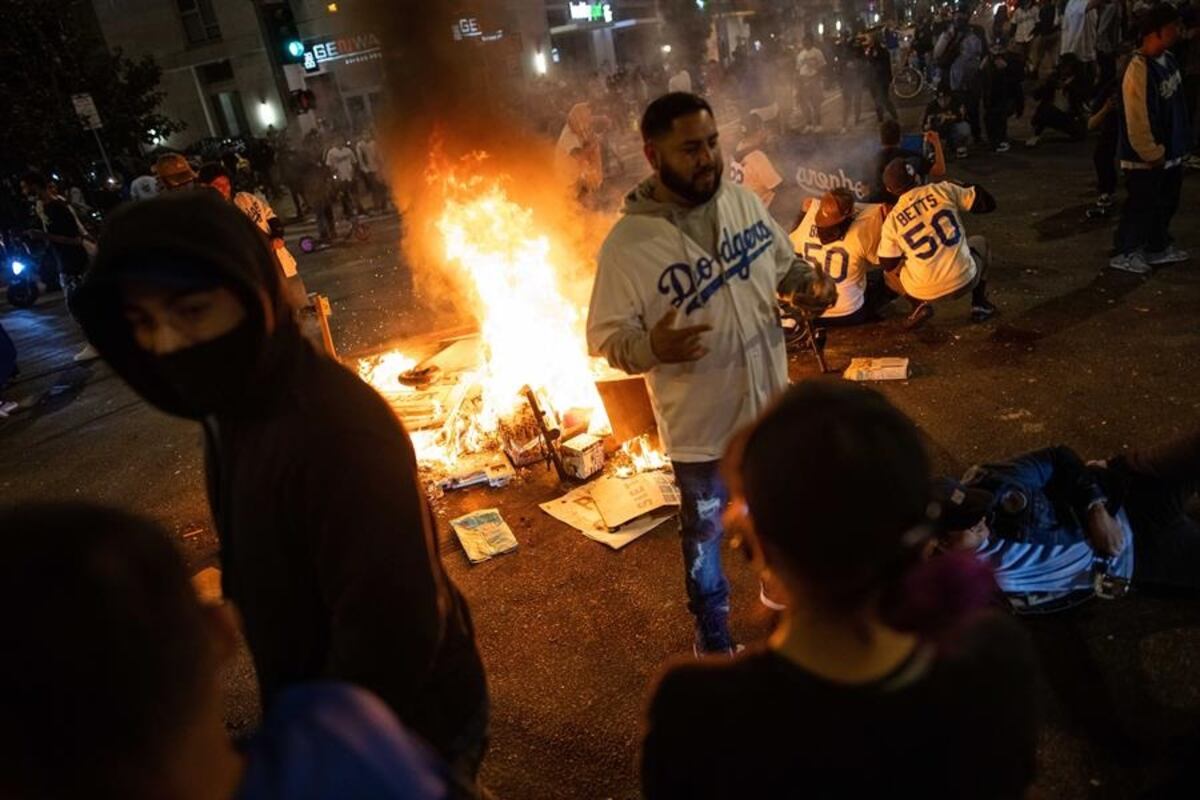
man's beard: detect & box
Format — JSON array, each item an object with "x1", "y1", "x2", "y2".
[{"x1": 659, "y1": 160, "x2": 721, "y2": 205}]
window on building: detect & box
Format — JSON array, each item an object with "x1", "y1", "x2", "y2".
[{"x1": 178, "y1": 0, "x2": 222, "y2": 45}]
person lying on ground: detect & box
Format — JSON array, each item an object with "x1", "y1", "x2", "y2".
[
  {"x1": 0, "y1": 502, "x2": 448, "y2": 800},
  {"x1": 642, "y1": 380, "x2": 1038, "y2": 800},
  {"x1": 878, "y1": 158, "x2": 997, "y2": 330},
  {"x1": 931, "y1": 429, "x2": 1200, "y2": 613}
]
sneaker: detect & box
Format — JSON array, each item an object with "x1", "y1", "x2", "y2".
[
  {"x1": 1145, "y1": 245, "x2": 1190, "y2": 265},
  {"x1": 956, "y1": 145, "x2": 969, "y2": 158},
  {"x1": 1096, "y1": 193, "x2": 1113, "y2": 208},
  {"x1": 995, "y1": 141, "x2": 1011, "y2": 153},
  {"x1": 73, "y1": 343, "x2": 100, "y2": 362},
  {"x1": 903, "y1": 302, "x2": 935, "y2": 330},
  {"x1": 970, "y1": 299, "x2": 997, "y2": 322},
  {"x1": 0, "y1": 400, "x2": 18, "y2": 418},
  {"x1": 1107, "y1": 251, "x2": 1152, "y2": 275},
  {"x1": 1024, "y1": 135, "x2": 1040, "y2": 147},
  {"x1": 759, "y1": 581, "x2": 788, "y2": 611},
  {"x1": 693, "y1": 641, "x2": 746, "y2": 659}
]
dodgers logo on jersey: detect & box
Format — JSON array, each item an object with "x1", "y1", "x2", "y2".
[{"x1": 657, "y1": 220, "x2": 775, "y2": 314}]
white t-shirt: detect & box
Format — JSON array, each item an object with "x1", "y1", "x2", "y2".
[
  {"x1": 668, "y1": 69, "x2": 693, "y2": 93},
  {"x1": 1012, "y1": 7, "x2": 1039, "y2": 43},
  {"x1": 728, "y1": 149, "x2": 783, "y2": 209},
  {"x1": 790, "y1": 202, "x2": 884, "y2": 318},
  {"x1": 325, "y1": 146, "x2": 358, "y2": 182},
  {"x1": 233, "y1": 192, "x2": 297, "y2": 277},
  {"x1": 356, "y1": 139, "x2": 381, "y2": 174},
  {"x1": 795, "y1": 47, "x2": 827, "y2": 79},
  {"x1": 1059, "y1": 0, "x2": 1097, "y2": 62},
  {"x1": 879, "y1": 182, "x2": 977, "y2": 300}
]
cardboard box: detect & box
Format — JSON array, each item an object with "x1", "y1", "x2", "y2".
[
  {"x1": 843, "y1": 357, "x2": 911, "y2": 381},
  {"x1": 562, "y1": 433, "x2": 605, "y2": 480}
]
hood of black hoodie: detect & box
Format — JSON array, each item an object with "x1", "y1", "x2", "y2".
[{"x1": 73, "y1": 191, "x2": 301, "y2": 420}]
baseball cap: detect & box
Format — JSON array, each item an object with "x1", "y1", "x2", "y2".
[
  {"x1": 815, "y1": 187, "x2": 855, "y2": 228},
  {"x1": 883, "y1": 157, "x2": 919, "y2": 196},
  {"x1": 931, "y1": 478, "x2": 995, "y2": 532},
  {"x1": 155, "y1": 154, "x2": 198, "y2": 188}
]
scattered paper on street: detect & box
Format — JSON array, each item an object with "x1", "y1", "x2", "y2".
[
  {"x1": 449, "y1": 508, "x2": 519, "y2": 563},
  {"x1": 843, "y1": 357, "x2": 911, "y2": 381},
  {"x1": 539, "y1": 472, "x2": 679, "y2": 549},
  {"x1": 589, "y1": 471, "x2": 680, "y2": 529}
]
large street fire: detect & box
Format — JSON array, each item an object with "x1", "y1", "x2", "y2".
[{"x1": 357, "y1": 154, "x2": 619, "y2": 471}]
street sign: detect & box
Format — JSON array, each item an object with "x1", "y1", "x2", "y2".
[{"x1": 71, "y1": 93, "x2": 102, "y2": 130}]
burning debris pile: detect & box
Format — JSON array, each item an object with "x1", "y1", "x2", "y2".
[{"x1": 356, "y1": 154, "x2": 660, "y2": 482}]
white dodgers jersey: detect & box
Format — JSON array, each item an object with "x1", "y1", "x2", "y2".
[
  {"x1": 728, "y1": 149, "x2": 783, "y2": 209},
  {"x1": 789, "y1": 202, "x2": 884, "y2": 318},
  {"x1": 879, "y1": 182, "x2": 977, "y2": 300}
]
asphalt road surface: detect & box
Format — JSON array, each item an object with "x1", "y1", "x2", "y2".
[{"x1": 3, "y1": 105, "x2": 1200, "y2": 798}]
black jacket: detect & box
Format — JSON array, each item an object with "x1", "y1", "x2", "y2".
[{"x1": 73, "y1": 192, "x2": 487, "y2": 760}]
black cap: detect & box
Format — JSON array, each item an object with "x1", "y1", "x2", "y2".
[
  {"x1": 932, "y1": 477, "x2": 995, "y2": 532},
  {"x1": 883, "y1": 157, "x2": 920, "y2": 196}
]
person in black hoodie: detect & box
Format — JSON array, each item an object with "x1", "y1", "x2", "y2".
[{"x1": 71, "y1": 192, "x2": 488, "y2": 797}]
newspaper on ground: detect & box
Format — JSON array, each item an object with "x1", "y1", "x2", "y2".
[
  {"x1": 843, "y1": 357, "x2": 911, "y2": 381},
  {"x1": 539, "y1": 471, "x2": 680, "y2": 549},
  {"x1": 449, "y1": 508, "x2": 519, "y2": 563},
  {"x1": 589, "y1": 471, "x2": 680, "y2": 529}
]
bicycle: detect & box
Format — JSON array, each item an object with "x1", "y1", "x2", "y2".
[
  {"x1": 298, "y1": 212, "x2": 370, "y2": 254},
  {"x1": 891, "y1": 48, "x2": 927, "y2": 101}
]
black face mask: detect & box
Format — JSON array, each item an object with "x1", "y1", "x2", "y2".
[{"x1": 150, "y1": 321, "x2": 260, "y2": 417}]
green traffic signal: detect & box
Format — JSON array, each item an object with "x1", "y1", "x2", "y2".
[{"x1": 287, "y1": 40, "x2": 305, "y2": 58}]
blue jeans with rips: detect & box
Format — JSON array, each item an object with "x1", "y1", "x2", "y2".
[{"x1": 672, "y1": 460, "x2": 732, "y2": 652}]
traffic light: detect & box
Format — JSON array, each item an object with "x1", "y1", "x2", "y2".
[{"x1": 261, "y1": 0, "x2": 304, "y2": 65}]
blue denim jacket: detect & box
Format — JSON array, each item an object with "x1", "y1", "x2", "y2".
[{"x1": 962, "y1": 446, "x2": 1108, "y2": 547}]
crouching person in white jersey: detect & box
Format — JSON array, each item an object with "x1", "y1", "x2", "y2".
[
  {"x1": 789, "y1": 187, "x2": 889, "y2": 328},
  {"x1": 587, "y1": 92, "x2": 836, "y2": 655},
  {"x1": 877, "y1": 158, "x2": 997, "y2": 330}
]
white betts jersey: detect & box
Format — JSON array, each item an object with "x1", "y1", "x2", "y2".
[
  {"x1": 879, "y1": 182, "x2": 977, "y2": 300},
  {"x1": 789, "y1": 202, "x2": 884, "y2": 318}
]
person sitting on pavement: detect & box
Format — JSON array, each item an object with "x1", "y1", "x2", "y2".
[
  {"x1": 587, "y1": 92, "x2": 836, "y2": 656},
  {"x1": 877, "y1": 158, "x2": 997, "y2": 329},
  {"x1": 0, "y1": 502, "x2": 449, "y2": 800},
  {"x1": 869, "y1": 118, "x2": 946, "y2": 202},
  {"x1": 196, "y1": 162, "x2": 307, "y2": 311},
  {"x1": 1024, "y1": 55, "x2": 1088, "y2": 146},
  {"x1": 71, "y1": 192, "x2": 489, "y2": 796},
  {"x1": 789, "y1": 187, "x2": 891, "y2": 327},
  {"x1": 923, "y1": 87, "x2": 972, "y2": 159},
  {"x1": 728, "y1": 113, "x2": 784, "y2": 211},
  {"x1": 642, "y1": 380, "x2": 1038, "y2": 800},
  {"x1": 930, "y1": 428, "x2": 1200, "y2": 613}
]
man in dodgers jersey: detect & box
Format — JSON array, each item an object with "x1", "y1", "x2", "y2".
[
  {"x1": 789, "y1": 187, "x2": 887, "y2": 327},
  {"x1": 877, "y1": 158, "x2": 997, "y2": 329},
  {"x1": 587, "y1": 92, "x2": 835, "y2": 655}
]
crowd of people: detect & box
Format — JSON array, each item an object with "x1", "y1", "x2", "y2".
[{"x1": 1, "y1": 1, "x2": 1199, "y2": 798}]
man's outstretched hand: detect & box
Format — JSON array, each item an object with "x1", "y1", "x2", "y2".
[{"x1": 650, "y1": 309, "x2": 712, "y2": 363}]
